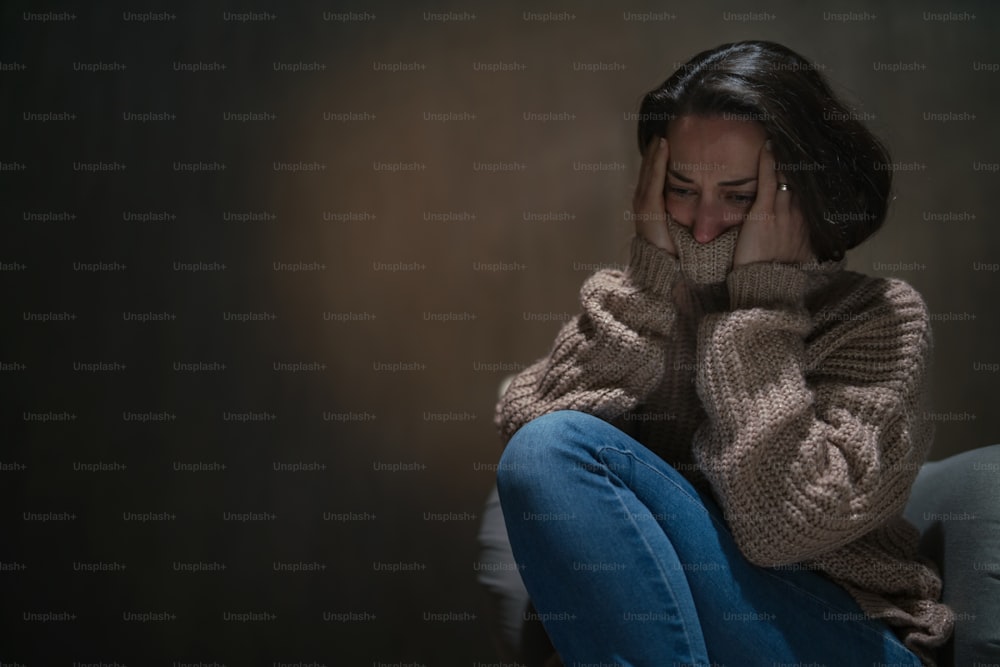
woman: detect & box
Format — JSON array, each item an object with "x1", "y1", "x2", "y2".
[{"x1": 491, "y1": 41, "x2": 954, "y2": 666}]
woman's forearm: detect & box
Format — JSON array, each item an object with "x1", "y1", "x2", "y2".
[
  {"x1": 495, "y1": 234, "x2": 685, "y2": 445},
  {"x1": 693, "y1": 267, "x2": 933, "y2": 566}
]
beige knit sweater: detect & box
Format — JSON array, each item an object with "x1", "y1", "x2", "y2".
[{"x1": 495, "y1": 220, "x2": 954, "y2": 665}]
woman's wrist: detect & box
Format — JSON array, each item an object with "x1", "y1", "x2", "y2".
[{"x1": 626, "y1": 234, "x2": 681, "y2": 300}]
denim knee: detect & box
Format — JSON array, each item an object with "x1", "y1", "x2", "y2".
[{"x1": 496, "y1": 410, "x2": 603, "y2": 499}]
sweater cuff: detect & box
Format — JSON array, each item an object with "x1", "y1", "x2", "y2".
[
  {"x1": 727, "y1": 261, "x2": 809, "y2": 310},
  {"x1": 626, "y1": 234, "x2": 681, "y2": 300}
]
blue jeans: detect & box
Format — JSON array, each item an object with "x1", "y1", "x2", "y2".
[{"x1": 496, "y1": 410, "x2": 923, "y2": 667}]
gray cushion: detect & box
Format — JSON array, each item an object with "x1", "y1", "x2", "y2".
[{"x1": 903, "y1": 444, "x2": 1000, "y2": 667}]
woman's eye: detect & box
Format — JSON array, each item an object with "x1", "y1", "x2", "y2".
[
  {"x1": 667, "y1": 186, "x2": 695, "y2": 197},
  {"x1": 728, "y1": 192, "x2": 756, "y2": 205}
]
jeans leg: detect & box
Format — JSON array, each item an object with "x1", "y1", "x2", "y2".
[
  {"x1": 497, "y1": 410, "x2": 922, "y2": 667},
  {"x1": 498, "y1": 410, "x2": 709, "y2": 666}
]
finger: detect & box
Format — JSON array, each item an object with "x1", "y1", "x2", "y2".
[
  {"x1": 640, "y1": 134, "x2": 659, "y2": 178},
  {"x1": 772, "y1": 169, "x2": 798, "y2": 260},
  {"x1": 774, "y1": 168, "x2": 791, "y2": 222},
  {"x1": 749, "y1": 139, "x2": 777, "y2": 224},
  {"x1": 773, "y1": 173, "x2": 812, "y2": 262},
  {"x1": 634, "y1": 135, "x2": 658, "y2": 205},
  {"x1": 635, "y1": 136, "x2": 669, "y2": 219},
  {"x1": 787, "y1": 198, "x2": 813, "y2": 262}
]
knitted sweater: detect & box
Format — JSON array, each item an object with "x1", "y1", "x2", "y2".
[{"x1": 495, "y1": 220, "x2": 954, "y2": 665}]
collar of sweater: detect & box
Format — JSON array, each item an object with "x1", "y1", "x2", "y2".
[{"x1": 666, "y1": 218, "x2": 846, "y2": 290}]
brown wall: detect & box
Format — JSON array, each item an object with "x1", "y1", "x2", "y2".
[{"x1": 4, "y1": 1, "x2": 998, "y2": 663}]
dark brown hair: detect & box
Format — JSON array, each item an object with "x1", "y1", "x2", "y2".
[{"x1": 637, "y1": 40, "x2": 891, "y2": 261}]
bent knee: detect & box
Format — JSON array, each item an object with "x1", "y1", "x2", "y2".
[
  {"x1": 496, "y1": 410, "x2": 605, "y2": 493},
  {"x1": 497, "y1": 411, "x2": 575, "y2": 485}
]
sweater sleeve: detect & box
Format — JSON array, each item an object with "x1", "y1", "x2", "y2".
[
  {"x1": 495, "y1": 234, "x2": 683, "y2": 445},
  {"x1": 692, "y1": 261, "x2": 934, "y2": 567}
]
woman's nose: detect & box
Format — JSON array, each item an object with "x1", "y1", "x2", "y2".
[{"x1": 690, "y1": 200, "x2": 736, "y2": 243}]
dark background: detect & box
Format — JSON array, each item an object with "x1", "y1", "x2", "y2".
[{"x1": 2, "y1": 1, "x2": 997, "y2": 664}]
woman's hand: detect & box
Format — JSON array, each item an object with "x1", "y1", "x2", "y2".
[
  {"x1": 732, "y1": 141, "x2": 814, "y2": 267},
  {"x1": 632, "y1": 135, "x2": 677, "y2": 256}
]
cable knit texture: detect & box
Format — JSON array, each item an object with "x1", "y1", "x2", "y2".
[{"x1": 495, "y1": 221, "x2": 954, "y2": 665}]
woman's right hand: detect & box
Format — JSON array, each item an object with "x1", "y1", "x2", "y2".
[{"x1": 632, "y1": 135, "x2": 677, "y2": 256}]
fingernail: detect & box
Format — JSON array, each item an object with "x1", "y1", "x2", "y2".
[
  {"x1": 659, "y1": 137, "x2": 666, "y2": 147},
  {"x1": 765, "y1": 139, "x2": 773, "y2": 151}
]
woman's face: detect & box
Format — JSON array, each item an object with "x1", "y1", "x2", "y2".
[{"x1": 665, "y1": 114, "x2": 768, "y2": 244}]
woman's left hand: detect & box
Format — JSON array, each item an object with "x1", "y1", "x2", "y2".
[{"x1": 732, "y1": 140, "x2": 814, "y2": 267}]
